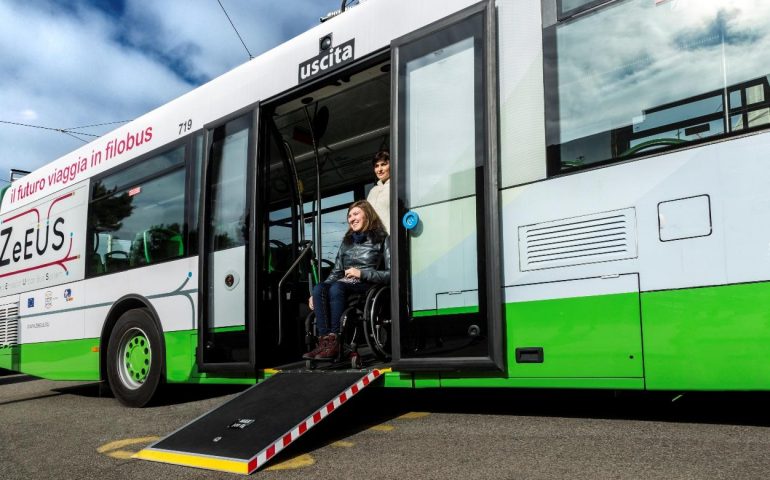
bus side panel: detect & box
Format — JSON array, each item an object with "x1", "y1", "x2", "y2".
[
  {"x1": 0, "y1": 347, "x2": 18, "y2": 372},
  {"x1": 84, "y1": 257, "x2": 198, "y2": 381},
  {"x1": 501, "y1": 129, "x2": 770, "y2": 391},
  {"x1": 505, "y1": 275, "x2": 643, "y2": 380},
  {"x1": 17, "y1": 339, "x2": 99, "y2": 380},
  {"x1": 164, "y1": 329, "x2": 197, "y2": 383},
  {"x1": 642, "y1": 282, "x2": 770, "y2": 390}
]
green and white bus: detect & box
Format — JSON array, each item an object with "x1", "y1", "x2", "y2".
[{"x1": 2, "y1": 0, "x2": 770, "y2": 406}]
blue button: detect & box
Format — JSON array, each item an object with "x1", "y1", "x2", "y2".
[{"x1": 402, "y1": 211, "x2": 420, "y2": 230}]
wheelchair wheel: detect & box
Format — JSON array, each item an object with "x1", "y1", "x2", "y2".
[{"x1": 363, "y1": 286, "x2": 391, "y2": 361}]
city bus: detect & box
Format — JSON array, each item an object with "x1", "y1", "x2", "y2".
[{"x1": 2, "y1": 0, "x2": 770, "y2": 407}]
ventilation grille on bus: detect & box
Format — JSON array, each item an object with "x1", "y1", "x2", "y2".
[
  {"x1": 0, "y1": 302, "x2": 20, "y2": 348},
  {"x1": 519, "y1": 208, "x2": 637, "y2": 271}
]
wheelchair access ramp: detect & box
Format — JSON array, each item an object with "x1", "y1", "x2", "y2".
[{"x1": 134, "y1": 369, "x2": 383, "y2": 474}]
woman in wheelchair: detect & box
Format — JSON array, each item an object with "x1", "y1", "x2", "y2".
[{"x1": 306, "y1": 200, "x2": 390, "y2": 360}]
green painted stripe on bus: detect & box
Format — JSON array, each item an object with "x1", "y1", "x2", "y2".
[
  {"x1": 504, "y1": 291, "x2": 644, "y2": 382},
  {"x1": 497, "y1": 282, "x2": 770, "y2": 390},
  {"x1": 641, "y1": 282, "x2": 770, "y2": 390},
  {"x1": 211, "y1": 326, "x2": 246, "y2": 333},
  {"x1": 412, "y1": 305, "x2": 479, "y2": 317},
  {"x1": 0, "y1": 346, "x2": 18, "y2": 371},
  {"x1": 164, "y1": 330, "x2": 197, "y2": 383},
  {"x1": 164, "y1": 329, "x2": 260, "y2": 385},
  {"x1": 382, "y1": 371, "x2": 414, "y2": 388},
  {"x1": 440, "y1": 376, "x2": 645, "y2": 389},
  {"x1": 14, "y1": 339, "x2": 100, "y2": 380}
]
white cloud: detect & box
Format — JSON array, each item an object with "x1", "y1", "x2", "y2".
[{"x1": 20, "y1": 110, "x2": 38, "y2": 121}]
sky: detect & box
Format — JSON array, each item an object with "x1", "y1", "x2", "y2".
[{"x1": 0, "y1": 0, "x2": 347, "y2": 185}]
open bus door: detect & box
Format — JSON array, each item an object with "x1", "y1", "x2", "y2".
[
  {"x1": 391, "y1": 2, "x2": 505, "y2": 372},
  {"x1": 197, "y1": 108, "x2": 259, "y2": 373}
]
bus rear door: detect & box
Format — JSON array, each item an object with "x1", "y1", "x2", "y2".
[{"x1": 391, "y1": 3, "x2": 504, "y2": 372}]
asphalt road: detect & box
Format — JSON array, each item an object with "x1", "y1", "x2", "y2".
[{"x1": 2, "y1": 374, "x2": 770, "y2": 479}]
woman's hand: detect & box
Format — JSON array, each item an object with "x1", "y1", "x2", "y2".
[
  {"x1": 308, "y1": 296, "x2": 314, "y2": 310},
  {"x1": 345, "y1": 267, "x2": 361, "y2": 279}
]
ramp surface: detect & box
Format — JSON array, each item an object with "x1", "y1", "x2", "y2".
[{"x1": 135, "y1": 369, "x2": 382, "y2": 474}]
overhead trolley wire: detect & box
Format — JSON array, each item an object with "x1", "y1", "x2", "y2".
[
  {"x1": 64, "y1": 120, "x2": 131, "y2": 131},
  {"x1": 0, "y1": 119, "x2": 131, "y2": 143},
  {"x1": 216, "y1": 0, "x2": 253, "y2": 60}
]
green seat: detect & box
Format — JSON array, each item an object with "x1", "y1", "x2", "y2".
[{"x1": 130, "y1": 228, "x2": 184, "y2": 266}]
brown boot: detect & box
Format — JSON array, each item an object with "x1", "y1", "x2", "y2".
[
  {"x1": 303, "y1": 335, "x2": 327, "y2": 360},
  {"x1": 315, "y1": 333, "x2": 339, "y2": 360}
]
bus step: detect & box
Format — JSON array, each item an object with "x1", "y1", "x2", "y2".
[{"x1": 134, "y1": 369, "x2": 382, "y2": 474}]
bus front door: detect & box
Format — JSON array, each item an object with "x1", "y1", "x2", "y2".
[{"x1": 197, "y1": 110, "x2": 257, "y2": 373}]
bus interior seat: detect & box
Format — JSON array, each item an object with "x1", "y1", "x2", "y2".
[
  {"x1": 104, "y1": 251, "x2": 130, "y2": 272},
  {"x1": 130, "y1": 228, "x2": 184, "y2": 266},
  {"x1": 90, "y1": 253, "x2": 105, "y2": 274},
  {"x1": 268, "y1": 240, "x2": 295, "y2": 274}
]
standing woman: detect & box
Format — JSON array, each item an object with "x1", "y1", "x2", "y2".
[
  {"x1": 366, "y1": 150, "x2": 390, "y2": 233},
  {"x1": 306, "y1": 200, "x2": 390, "y2": 360}
]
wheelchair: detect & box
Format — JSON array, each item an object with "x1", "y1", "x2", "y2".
[{"x1": 304, "y1": 284, "x2": 391, "y2": 369}]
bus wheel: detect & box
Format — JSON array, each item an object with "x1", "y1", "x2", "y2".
[{"x1": 106, "y1": 308, "x2": 164, "y2": 407}]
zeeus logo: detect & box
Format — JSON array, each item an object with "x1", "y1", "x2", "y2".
[
  {"x1": 298, "y1": 39, "x2": 355, "y2": 84},
  {"x1": 0, "y1": 192, "x2": 79, "y2": 279}
]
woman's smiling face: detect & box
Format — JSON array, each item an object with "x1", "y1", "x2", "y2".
[{"x1": 348, "y1": 206, "x2": 366, "y2": 232}]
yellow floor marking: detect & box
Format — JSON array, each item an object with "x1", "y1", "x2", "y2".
[
  {"x1": 265, "y1": 453, "x2": 315, "y2": 471},
  {"x1": 105, "y1": 450, "x2": 135, "y2": 460},
  {"x1": 97, "y1": 436, "x2": 160, "y2": 460},
  {"x1": 369, "y1": 424, "x2": 395, "y2": 432},
  {"x1": 398, "y1": 411, "x2": 430, "y2": 420},
  {"x1": 331, "y1": 440, "x2": 355, "y2": 448}
]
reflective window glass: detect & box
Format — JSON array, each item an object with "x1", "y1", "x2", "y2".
[
  {"x1": 545, "y1": 0, "x2": 770, "y2": 174},
  {"x1": 92, "y1": 147, "x2": 184, "y2": 200},
  {"x1": 89, "y1": 161, "x2": 185, "y2": 276},
  {"x1": 208, "y1": 116, "x2": 250, "y2": 251},
  {"x1": 405, "y1": 37, "x2": 476, "y2": 207}
]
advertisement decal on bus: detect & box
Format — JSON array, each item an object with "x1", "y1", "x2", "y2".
[{"x1": 0, "y1": 183, "x2": 87, "y2": 296}]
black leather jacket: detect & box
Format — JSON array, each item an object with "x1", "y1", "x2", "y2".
[{"x1": 325, "y1": 231, "x2": 390, "y2": 285}]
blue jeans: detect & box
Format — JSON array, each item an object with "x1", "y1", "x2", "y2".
[{"x1": 312, "y1": 281, "x2": 371, "y2": 335}]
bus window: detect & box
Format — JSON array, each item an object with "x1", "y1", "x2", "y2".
[
  {"x1": 208, "y1": 120, "x2": 249, "y2": 251},
  {"x1": 88, "y1": 146, "x2": 186, "y2": 276},
  {"x1": 544, "y1": 0, "x2": 770, "y2": 175},
  {"x1": 268, "y1": 191, "x2": 353, "y2": 266}
]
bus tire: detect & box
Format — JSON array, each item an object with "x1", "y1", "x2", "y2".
[{"x1": 106, "y1": 308, "x2": 164, "y2": 407}]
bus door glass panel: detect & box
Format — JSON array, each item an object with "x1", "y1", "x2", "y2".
[
  {"x1": 200, "y1": 113, "x2": 252, "y2": 367},
  {"x1": 394, "y1": 6, "x2": 502, "y2": 370}
]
